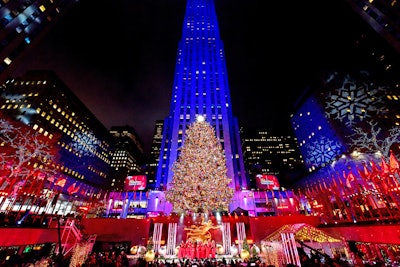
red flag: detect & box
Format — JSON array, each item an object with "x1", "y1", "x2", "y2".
[
  {"x1": 25, "y1": 177, "x2": 36, "y2": 195},
  {"x1": 47, "y1": 176, "x2": 55, "y2": 183},
  {"x1": 79, "y1": 184, "x2": 86, "y2": 196},
  {"x1": 316, "y1": 179, "x2": 325, "y2": 194},
  {"x1": 380, "y1": 156, "x2": 390, "y2": 176},
  {"x1": 67, "y1": 182, "x2": 80, "y2": 195},
  {"x1": 0, "y1": 177, "x2": 8, "y2": 192},
  {"x1": 55, "y1": 177, "x2": 66, "y2": 187},
  {"x1": 36, "y1": 176, "x2": 47, "y2": 194},
  {"x1": 331, "y1": 175, "x2": 339, "y2": 195},
  {"x1": 369, "y1": 160, "x2": 380, "y2": 177},
  {"x1": 72, "y1": 184, "x2": 81, "y2": 195},
  {"x1": 67, "y1": 183, "x2": 75, "y2": 194},
  {"x1": 11, "y1": 179, "x2": 25, "y2": 197},
  {"x1": 5, "y1": 177, "x2": 17, "y2": 195},
  {"x1": 346, "y1": 170, "x2": 356, "y2": 188},
  {"x1": 357, "y1": 163, "x2": 370, "y2": 180},
  {"x1": 389, "y1": 150, "x2": 399, "y2": 174},
  {"x1": 377, "y1": 177, "x2": 390, "y2": 194},
  {"x1": 36, "y1": 172, "x2": 46, "y2": 180},
  {"x1": 305, "y1": 183, "x2": 313, "y2": 199}
]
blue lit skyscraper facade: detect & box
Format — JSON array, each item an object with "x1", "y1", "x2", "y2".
[{"x1": 153, "y1": 0, "x2": 247, "y2": 212}]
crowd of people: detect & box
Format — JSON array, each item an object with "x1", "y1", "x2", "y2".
[
  {"x1": 2, "y1": 245, "x2": 389, "y2": 267},
  {"x1": 83, "y1": 250, "x2": 130, "y2": 267},
  {"x1": 81, "y1": 251, "x2": 261, "y2": 267}
]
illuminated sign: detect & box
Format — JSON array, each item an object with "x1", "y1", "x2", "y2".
[
  {"x1": 276, "y1": 206, "x2": 289, "y2": 209},
  {"x1": 146, "y1": 211, "x2": 160, "y2": 218},
  {"x1": 124, "y1": 175, "x2": 147, "y2": 191},
  {"x1": 255, "y1": 174, "x2": 280, "y2": 190}
]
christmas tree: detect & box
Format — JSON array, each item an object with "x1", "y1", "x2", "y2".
[
  {"x1": 146, "y1": 236, "x2": 154, "y2": 251},
  {"x1": 165, "y1": 116, "x2": 234, "y2": 214},
  {"x1": 242, "y1": 237, "x2": 250, "y2": 253}
]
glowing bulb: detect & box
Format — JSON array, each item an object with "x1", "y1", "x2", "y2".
[{"x1": 196, "y1": 115, "x2": 205, "y2": 122}]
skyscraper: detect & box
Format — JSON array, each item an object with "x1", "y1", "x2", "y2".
[
  {"x1": 109, "y1": 125, "x2": 144, "y2": 190},
  {"x1": 144, "y1": 120, "x2": 164, "y2": 189},
  {"x1": 0, "y1": 70, "x2": 114, "y2": 214},
  {"x1": 0, "y1": 0, "x2": 77, "y2": 82},
  {"x1": 344, "y1": 0, "x2": 400, "y2": 54},
  {"x1": 241, "y1": 129, "x2": 306, "y2": 188},
  {"x1": 152, "y1": 0, "x2": 247, "y2": 213}
]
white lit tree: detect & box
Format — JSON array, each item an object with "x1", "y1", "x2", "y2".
[
  {"x1": 0, "y1": 116, "x2": 59, "y2": 202},
  {"x1": 165, "y1": 116, "x2": 234, "y2": 214},
  {"x1": 348, "y1": 121, "x2": 400, "y2": 161}
]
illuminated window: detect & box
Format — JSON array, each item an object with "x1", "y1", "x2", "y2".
[{"x1": 3, "y1": 57, "x2": 11, "y2": 65}]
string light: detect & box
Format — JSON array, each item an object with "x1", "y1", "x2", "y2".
[{"x1": 165, "y1": 119, "x2": 234, "y2": 214}]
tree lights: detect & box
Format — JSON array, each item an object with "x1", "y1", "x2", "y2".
[{"x1": 165, "y1": 118, "x2": 234, "y2": 214}]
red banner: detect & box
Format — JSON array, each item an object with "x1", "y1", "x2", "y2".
[
  {"x1": 124, "y1": 175, "x2": 147, "y2": 191},
  {"x1": 255, "y1": 174, "x2": 280, "y2": 190}
]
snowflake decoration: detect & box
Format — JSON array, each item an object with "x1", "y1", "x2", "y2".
[
  {"x1": 325, "y1": 74, "x2": 386, "y2": 127},
  {"x1": 305, "y1": 136, "x2": 342, "y2": 168},
  {"x1": 69, "y1": 131, "x2": 99, "y2": 157}
]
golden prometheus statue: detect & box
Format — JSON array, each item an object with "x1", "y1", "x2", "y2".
[{"x1": 184, "y1": 217, "x2": 220, "y2": 242}]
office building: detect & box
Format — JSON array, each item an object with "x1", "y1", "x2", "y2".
[
  {"x1": 0, "y1": 0, "x2": 77, "y2": 82},
  {"x1": 291, "y1": 70, "x2": 399, "y2": 172},
  {"x1": 144, "y1": 120, "x2": 164, "y2": 189},
  {"x1": 151, "y1": 0, "x2": 247, "y2": 214},
  {"x1": 290, "y1": 0, "x2": 400, "y2": 175},
  {"x1": 344, "y1": 0, "x2": 400, "y2": 54},
  {"x1": 0, "y1": 70, "x2": 114, "y2": 214},
  {"x1": 109, "y1": 125, "x2": 144, "y2": 191},
  {"x1": 241, "y1": 129, "x2": 306, "y2": 189}
]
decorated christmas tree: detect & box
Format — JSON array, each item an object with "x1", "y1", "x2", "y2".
[
  {"x1": 146, "y1": 236, "x2": 154, "y2": 252},
  {"x1": 165, "y1": 116, "x2": 234, "y2": 214},
  {"x1": 240, "y1": 237, "x2": 251, "y2": 260},
  {"x1": 242, "y1": 237, "x2": 250, "y2": 253}
]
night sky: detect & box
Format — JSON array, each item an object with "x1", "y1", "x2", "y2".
[{"x1": 12, "y1": 0, "x2": 396, "y2": 155}]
